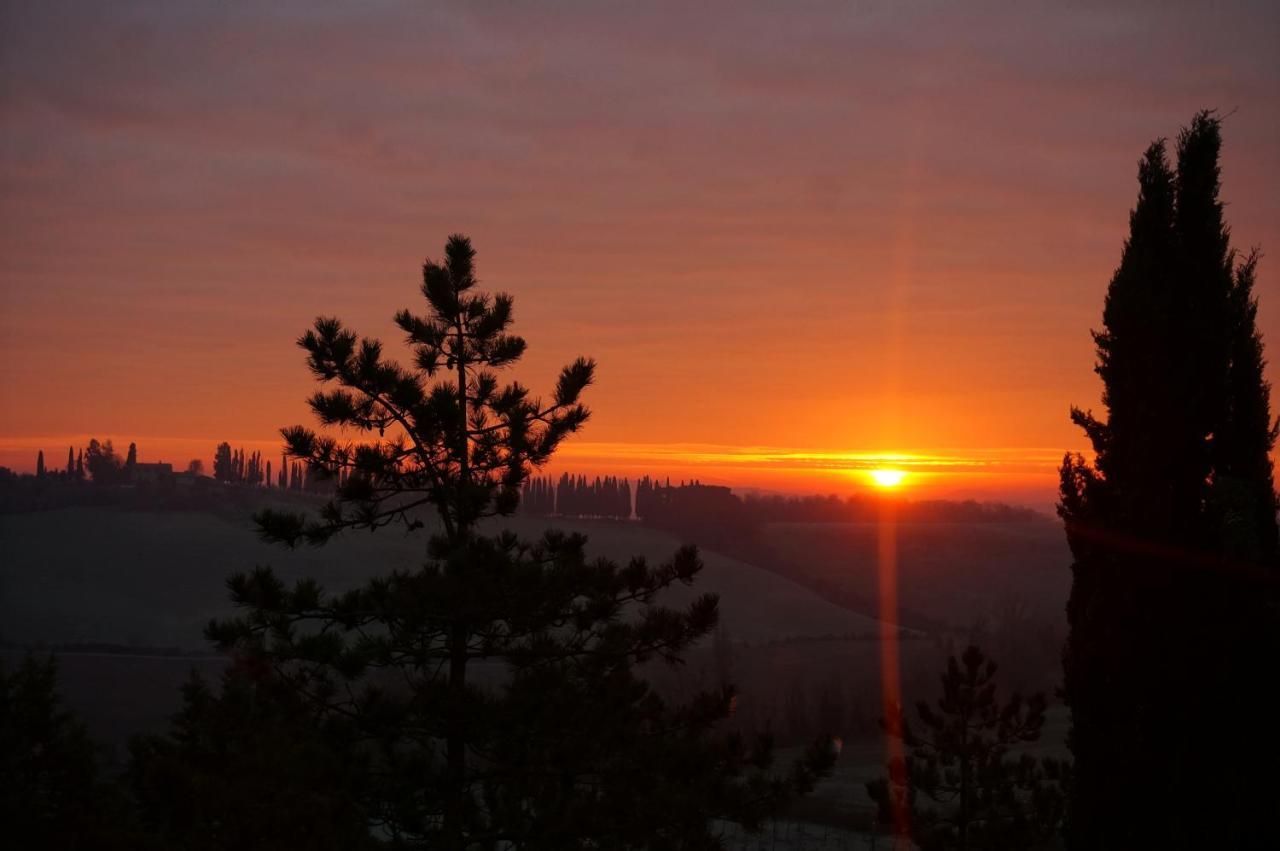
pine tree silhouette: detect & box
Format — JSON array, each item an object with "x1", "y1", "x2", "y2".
[
  {"x1": 867, "y1": 647, "x2": 1067, "y2": 850},
  {"x1": 1, "y1": 656, "x2": 142, "y2": 847},
  {"x1": 1060, "y1": 112, "x2": 1278, "y2": 847},
  {"x1": 129, "y1": 667, "x2": 374, "y2": 849},
  {"x1": 211, "y1": 235, "x2": 832, "y2": 848}
]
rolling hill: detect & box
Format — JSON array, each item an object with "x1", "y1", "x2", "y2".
[{"x1": 0, "y1": 505, "x2": 884, "y2": 651}]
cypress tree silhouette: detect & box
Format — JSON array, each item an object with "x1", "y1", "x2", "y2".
[
  {"x1": 66, "y1": 446, "x2": 74, "y2": 477},
  {"x1": 1060, "y1": 112, "x2": 1278, "y2": 847},
  {"x1": 210, "y1": 235, "x2": 831, "y2": 848},
  {"x1": 35, "y1": 450, "x2": 44, "y2": 479},
  {"x1": 125, "y1": 442, "x2": 138, "y2": 474},
  {"x1": 213, "y1": 442, "x2": 234, "y2": 483}
]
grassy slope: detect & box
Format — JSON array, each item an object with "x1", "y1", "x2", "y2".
[
  {"x1": 2, "y1": 505, "x2": 1073, "y2": 822},
  {"x1": 0, "y1": 505, "x2": 883, "y2": 751},
  {"x1": 756, "y1": 519, "x2": 1071, "y2": 628},
  {"x1": 0, "y1": 506, "x2": 883, "y2": 650}
]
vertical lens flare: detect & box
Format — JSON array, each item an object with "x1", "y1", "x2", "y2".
[{"x1": 877, "y1": 498, "x2": 910, "y2": 841}]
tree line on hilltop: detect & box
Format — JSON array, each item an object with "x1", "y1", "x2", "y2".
[
  {"x1": 518, "y1": 473, "x2": 1041, "y2": 527},
  {"x1": 519, "y1": 473, "x2": 633, "y2": 518}
]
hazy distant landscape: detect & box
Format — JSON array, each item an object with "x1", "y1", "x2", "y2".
[
  {"x1": 2, "y1": 501, "x2": 910, "y2": 651},
  {"x1": 1, "y1": 483, "x2": 1072, "y2": 837}
]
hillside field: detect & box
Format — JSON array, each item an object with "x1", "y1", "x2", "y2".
[
  {"x1": 2, "y1": 503, "x2": 1072, "y2": 830},
  {"x1": 0, "y1": 506, "x2": 886, "y2": 650},
  {"x1": 751, "y1": 519, "x2": 1071, "y2": 629}
]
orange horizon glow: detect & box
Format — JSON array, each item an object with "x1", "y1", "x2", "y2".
[
  {"x1": 1, "y1": 6, "x2": 1276, "y2": 515},
  {"x1": 0, "y1": 434, "x2": 1077, "y2": 511}
]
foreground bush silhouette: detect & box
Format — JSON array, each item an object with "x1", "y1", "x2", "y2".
[
  {"x1": 130, "y1": 664, "x2": 376, "y2": 850},
  {"x1": 867, "y1": 646, "x2": 1067, "y2": 850},
  {"x1": 1, "y1": 655, "x2": 144, "y2": 850},
  {"x1": 207, "y1": 235, "x2": 833, "y2": 849}
]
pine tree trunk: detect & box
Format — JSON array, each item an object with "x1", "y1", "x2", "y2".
[
  {"x1": 445, "y1": 621, "x2": 468, "y2": 850},
  {"x1": 444, "y1": 314, "x2": 470, "y2": 850}
]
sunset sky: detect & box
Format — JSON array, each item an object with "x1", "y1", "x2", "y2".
[{"x1": 2, "y1": 1, "x2": 1278, "y2": 509}]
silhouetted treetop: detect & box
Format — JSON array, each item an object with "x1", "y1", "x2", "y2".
[{"x1": 261, "y1": 234, "x2": 594, "y2": 545}]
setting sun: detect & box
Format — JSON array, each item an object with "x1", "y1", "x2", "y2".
[{"x1": 868, "y1": 469, "x2": 907, "y2": 488}]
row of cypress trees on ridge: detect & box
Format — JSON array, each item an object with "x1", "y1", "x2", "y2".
[
  {"x1": 519, "y1": 472, "x2": 633, "y2": 518},
  {"x1": 30, "y1": 439, "x2": 142, "y2": 485},
  {"x1": 519, "y1": 474, "x2": 740, "y2": 522},
  {"x1": 211, "y1": 442, "x2": 267, "y2": 485},
  {"x1": 209, "y1": 442, "x2": 354, "y2": 494}
]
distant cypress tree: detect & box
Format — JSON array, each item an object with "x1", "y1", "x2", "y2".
[
  {"x1": 35, "y1": 450, "x2": 45, "y2": 478},
  {"x1": 520, "y1": 476, "x2": 555, "y2": 516},
  {"x1": 213, "y1": 442, "x2": 234, "y2": 483},
  {"x1": 1060, "y1": 112, "x2": 1278, "y2": 847},
  {"x1": 66, "y1": 446, "x2": 74, "y2": 476},
  {"x1": 636, "y1": 475, "x2": 652, "y2": 519},
  {"x1": 125, "y1": 442, "x2": 137, "y2": 472},
  {"x1": 556, "y1": 471, "x2": 570, "y2": 515}
]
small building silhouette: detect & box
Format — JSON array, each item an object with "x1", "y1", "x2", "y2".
[{"x1": 131, "y1": 462, "x2": 174, "y2": 485}]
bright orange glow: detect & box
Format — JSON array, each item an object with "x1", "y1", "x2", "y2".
[
  {"x1": 868, "y1": 468, "x2": 907, "y2": 488},
  {"x1": 1, "y1": 6, "x2": 1274, "y2": 513}
]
